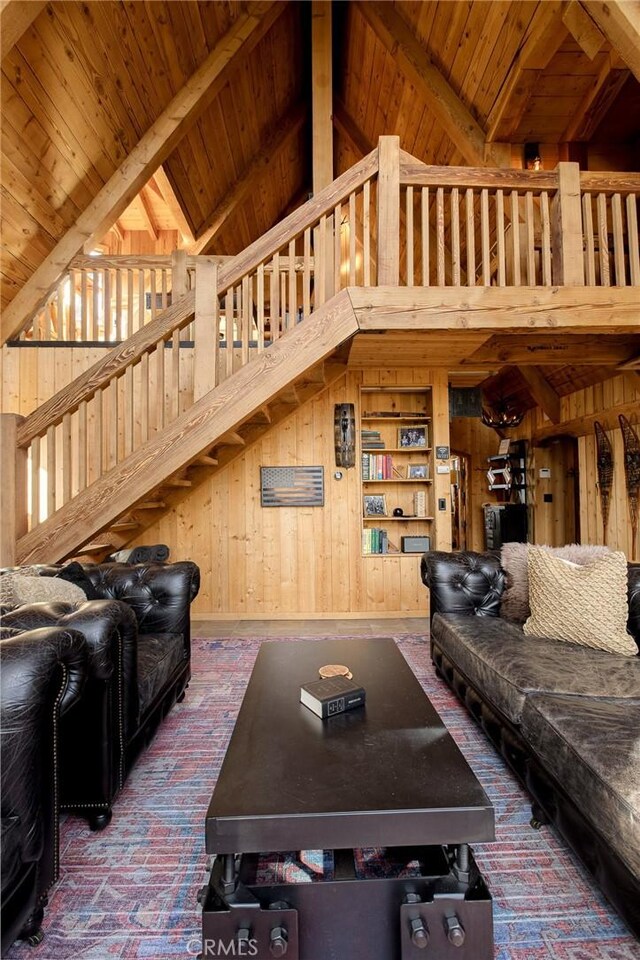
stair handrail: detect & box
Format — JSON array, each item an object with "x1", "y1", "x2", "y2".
[{"x1": 17, "y1": 148, "x2": 379, "y2": 450}]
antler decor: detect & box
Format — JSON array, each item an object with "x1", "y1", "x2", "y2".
[
  {"x1": 594, "y1": 421, "x2": 614, "y2": 544},
  {"x1": 619, "y1": 414, "x2": 640, "y2": 561},
  {"x1": 481, "y1": 398, "x2": 525, "y2": 430}
]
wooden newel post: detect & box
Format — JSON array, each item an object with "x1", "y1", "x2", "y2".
[
  {"x1": 377, "y1": 136, "x2": 400, "y2": 285},
  {"x1": 171, "y1": 249, "x2": 188, "y2": 298},
  {"x1": 551, "y1": 162, "x2": 584, "y2": 286},
  {"x1": 0, "y1": 414, "x2": 27, "y2": 565},
  {"x1": 194, "y1": 259, "x2": 218, "y2": 400}
]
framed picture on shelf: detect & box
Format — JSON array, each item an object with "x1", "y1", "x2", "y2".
[
  {"x1": 363, "y1": 494, "x2": 387, "y2": 517},
  {"x1": 398, "y1": 425, "x2": 428, "y2": 448},
  {"x1": 407, "y1": 463, "x2": 429, "y2": 479}
]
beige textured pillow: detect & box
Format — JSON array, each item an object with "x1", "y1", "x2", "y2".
[
  {"x1": 0, "y1": 574, "x2": 86, "y2": 606},
  {"x1": 523, "y1": 547, "x2": 636, "y2": 656}
]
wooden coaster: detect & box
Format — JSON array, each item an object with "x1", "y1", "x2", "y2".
[{"x1": 318, "y1": 663, "x2": 353, "y2": 680}]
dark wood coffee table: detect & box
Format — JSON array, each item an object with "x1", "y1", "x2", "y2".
[{"x1": 200, "y1": 638, "x2": 494, "y2": 960}]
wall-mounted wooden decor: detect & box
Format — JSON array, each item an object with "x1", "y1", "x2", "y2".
[
  {"x1": 594, "y1": 421, "x2": 614, "y2": 544},
  {"x1": 334, "y1": 403, "x2": 356, "y2": 468},
  {"x1": 619, "y1": 414, "x2": 640, "y2": 561},
  {"x1": 260, "y1": 467, "x2": 324, "y2": 507}
]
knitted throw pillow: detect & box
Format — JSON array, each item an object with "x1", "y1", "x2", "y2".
[
  {"x1": 500, "y1": 542, "x2": 611, "y2": 624},
  {"x1": 523, "y1": 547, "x2": 636, "y2": 656},
  {"x1": 0, "y1": 574, "x2": 87, "y2": 606}
]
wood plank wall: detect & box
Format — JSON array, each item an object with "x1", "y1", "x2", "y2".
[
  {"x1": 135, "y1": 368, "x2": 450, "y2": 617},
  {"x1": 449, "y1": 416, "x2": 502, "y2": 552}
]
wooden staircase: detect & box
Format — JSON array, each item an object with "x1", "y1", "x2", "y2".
[{"x1": 16, "y1": 292, "x2": 357, "y2": 563}]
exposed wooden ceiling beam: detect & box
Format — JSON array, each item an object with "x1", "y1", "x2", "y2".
[
  {"x1": 1, "y1": 0, "x2": 283, "y2": 345},
  {"x1": 190, "y1": 101, "x2": 306, "y2": 255},
  {"x1": 486, "y1": 2, "x2": 567, "y2": 142},
  {"x1": 355, "y1": 1, "x2": 494, "y2": 167},
  {"x1": 312, "y1": 0, "x2": 333, "y2": 193},
  {"x1": 562, "y1": 0, "x2": 606, "y2": 59},
  {"x1": 153, "y1": 166, "x2": 195, "y2": 244},
  {"x1": 580, "y1": 1, "x2": 640, "y2": 81},
  {"x1": 562, "y1": 53, "x2": 629, "y2": 142},
  {"x1": 137, "y1": 189, "x2": 159, "y2": 242},
  {"x1": 1, "y1": 0, "x2": 45, "y2": 60},
  {"x1": 534, "y1": 398, "x2": 639, "y2": 442},
  {"x1": 517, "y1": 365, "x2": 562, "y2": 422},
  {"x1": 464, "y1": 333, "x2": 639, "y2": 366}
]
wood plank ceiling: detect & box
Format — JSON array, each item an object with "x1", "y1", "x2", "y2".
[{"x1": 1, "y1": 0, "x2": 639, "y2": 400}]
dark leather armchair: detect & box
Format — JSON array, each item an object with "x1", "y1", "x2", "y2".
[
  {"x1": 1, "y1": 626, "x2": 86, "y2": 956},
  {"x1": 1, "y1": 561, "x2": 200, "y2": 830}
]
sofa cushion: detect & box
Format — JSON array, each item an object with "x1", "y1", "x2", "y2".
[
  {"x1": 524, "y1": 548, "x2": 637, "y2": 656},
  {"x1": 432, "y1": 613, "x2": 640, "y2": 724},
  {"x1": 521, "y1": 694, "x2": 640, "y2": 878},
  {"x1": 136, "y1": 633, "x2": 185, "y2": 717}
]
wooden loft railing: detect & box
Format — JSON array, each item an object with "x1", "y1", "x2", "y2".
[{"x1": 2, "y1": 137, "x2": 639, "y2": 562}]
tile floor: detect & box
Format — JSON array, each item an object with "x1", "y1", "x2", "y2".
[{"x1": 192, "y1": 617, "x2": 430, "y2": 638}]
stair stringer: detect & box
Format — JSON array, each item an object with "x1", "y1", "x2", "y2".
[{"x1": 16, "y1": 291, "x2": 358, "y2": 564}]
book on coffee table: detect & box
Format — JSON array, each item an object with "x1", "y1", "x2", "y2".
[{"x1": 300, "y1": 675, "x2": 366, "y2": 719}]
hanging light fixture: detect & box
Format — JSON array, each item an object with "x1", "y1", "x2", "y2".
[{"x1": 481, "y1": 397, "x2": 525, "y2": 430}]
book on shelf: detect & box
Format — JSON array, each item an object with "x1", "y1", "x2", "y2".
[
  {"x1": 362, "y1": 453, "x2": 395, "y2": 480},
  {"x1": 413, "y1": 490, "x2": 427, "y2": 517},
  {"x1": 362, "y1": 527, "x2": 389, "y2": 555}
]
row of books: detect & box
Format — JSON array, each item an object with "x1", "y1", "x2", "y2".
[
  {"x1": 361, "y1": 428, "x2": 385, "y2": 450},
  {"x1": 362, "y1": 454, "x2": 401, "y2": 480},
  {"x1": 362, "y1": 527, "x2": 395, "y2": 554}
]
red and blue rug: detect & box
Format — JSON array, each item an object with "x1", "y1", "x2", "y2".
[{"x1": 6, "y1": 636, "x2": 639, "y2": 959}]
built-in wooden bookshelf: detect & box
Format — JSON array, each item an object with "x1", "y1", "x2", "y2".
[{"x1": 360, "y1": 387, "x2": 435, "y2": 557}]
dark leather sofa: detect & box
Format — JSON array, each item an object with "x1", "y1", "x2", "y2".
[
  {"x1": 1, "y1": 561, "x2": 200, "y2": 830},
  {"x1": 421, "y1": 550, "x2": 640, "y2": 937},
  {"x1": 1, "y1": 626, "x2": 86, "y2": 957}
]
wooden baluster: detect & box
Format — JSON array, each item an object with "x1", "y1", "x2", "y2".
[
  {"x1": 171, "y1": 330, "x2": 181, "y2": 418},
  {"x1": 421, "y1": 186, "x2": 429, "y2": 286},
  {"x1": 626, "y1": 193, "x2": 640, "y2": 285},
  {"x1": 406, "y1": 186, "x2": 414, "y2": 286},
  {"x1": 303, "y1": 229, "x2": 311, "y2": 317},
  {"x1": 270, "y1": 253, "x2": 280, "y2": 338},
  {"x1": 242, "y1": 274, "x2": 251, "y2": 361},
  {"x1": 156, "y1": 342, "x2": 165, "y2": 431},
  {"x1": 349, "y1": 191, "x2": 357, "y2": 287},
  {"x1": 525, "y1": 191, "x2": 535, "y2": 284},
  {"x1": 451, "y1": 187, "x2": 460, "y2": 286},
  {"x1": 127, "y1": 268, "x2": 134, "y2": 338},
  {"x1": 280, "y1": 270, "x2": 287, "y2": 333},
  {"x1": 481, "y1": 188, "x2": 490, "y2": 285},
  {"x1": 257, "y1": 262, "x2": 266, "y2": 350},
  {"x1": 46, "y1": 426, "x2": 55, "y2": 517},
  {"x1": 78, "y1": 399, "x2": 87, "y2": 492},
  {"x1": 225, "y1": 288, "x2": 234, "y2": 380},
  {"x1": 597, "y1": 192, "x2": 610, "y2": 286},
  {"x1": 541, "y1": 192, "x2": 552, "y2": 285},
  {"x1": 317, "y1": 218, "x2": 326, "y2": 307},
  {"x1": 104, "y1": 267, "x2": 111, "y2": 340},
  {"x1": 31, "y1": 438, "x2": 40, "y2": 527},
  {"x1": 62, "y1": 411, "x2": 71, "y2": 504},
  {"x1": 162, "y1": 268, "x2": 168, "y2": 310},
  {"x1": 465, "y1": 188, "x2": 475, "y2": 286},
  {"x1": 81, "y1": 269, "x2": 88, "y2": 341},
  {"x1": 496, "y1": 190, "x2": 506, "y2": 286},
  {"x1": 363, "y1": 179, "x2": 371, "y2": 286},
  {"x1": 611, "y1": 193, "x2": 626, "y2": 285},
  {"x1": 121, "y1": 366, "x2": 132, "y2": 456},
  {"x1": 115, "y1": 268, "x2": 123, "y2": 340},
  {"x1": 150, "y1": 269, "x2": 157, "y2": 322},
  {"x1": 57, "y1": 278, "x2": 66, "y2": 341},
  {"x1": 510, "y1": 190, "x2": 520, "y2": 286},
  {"x1": 583, "y1": 194, "x2": 596, "y2": 285},
  {"x1": 69, "y1": 269, "x2": 77, "y2": 340},
  {"x1": 92, "y1": 266, "x2": 100, "y2": 339},
  {"x1": 436, "y1": 187, "x2": 445, "y2": 286},
  {"x1": 334, "y1": 203, "x2": 342, "y2": 292},
  {"x1": 140, "y1": 355, "x2": 149, "y2": 443},
  {"x1": 138, "y1": 269, "x2": 145, "y2": 333},
  {"x1": 289, "y1": 239, "x2": 297, "y2": 328}
]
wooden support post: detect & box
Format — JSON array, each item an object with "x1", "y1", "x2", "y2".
[
  {"x1": 194, "y1": 260, "x2": 218, "y2": 401},
  {"x1": 0, "y1": 414, "x2": 27, "y2": 565},
  {"x1": 431, "y1": 370, "x2": 452, "y2": 551},
  {"x1": 311, "y1": 0, "x2": 333, "y2": 193},
  {"x1": 551, "y1": 162, "x2": 585, "y2": 285},
  {"x1": 377, "y1": 136, "x2": 400, "y2": 285}
]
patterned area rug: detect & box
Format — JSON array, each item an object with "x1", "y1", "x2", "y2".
[{"x1": 6, "y1": 636, "x2": 639, "y2": 960}]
